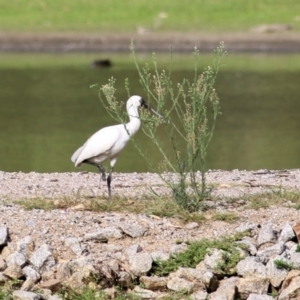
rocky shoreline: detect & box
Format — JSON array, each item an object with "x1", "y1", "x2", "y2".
[
  {"x1": 0, "y1": 169, "x2": 300, "y2": 299},
  {"x1": 2, "y1": 216, "x2": 300, "y2": 299}
]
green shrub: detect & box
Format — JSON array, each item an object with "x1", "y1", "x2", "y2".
[{"x1": 96, "y1": 42, "x2": 226, "y2": 212}]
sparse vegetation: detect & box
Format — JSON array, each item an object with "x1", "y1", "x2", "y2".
[
  {"x1": 15, "y1": 194, "x2": 206, "y2": 223},
  {"x1": 274, "y1": 259, "x2": 294, "y2": 271},
  {"x1": 97, "y1": 42, "x2": 225, "y2": 212},
  {"x1": 220, "y1": 188, "x2": 300, "y2": 210},
  {"x1": 0, "y1": 289, "x2": 13, "y2": 300},
  {"x1": 212, "y1": 212, "x2": 239, "y2": 223},
  {"x1": 152, "y1": 232, "x2": 249, "y2": 276}
]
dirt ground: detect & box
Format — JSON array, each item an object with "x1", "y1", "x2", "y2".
[{"x1": 0, "y1": 31, "x2": 300, "y2": 52}]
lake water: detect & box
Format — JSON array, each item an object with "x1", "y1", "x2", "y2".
[{"x1": 0, "y1": 53, "x2": 299, "y2": 173}]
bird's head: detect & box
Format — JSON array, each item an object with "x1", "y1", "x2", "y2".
[
  {"x1": 127, "y1": 95, "x2": 164, "y2": 119},
  {"x1": 127, "y1": 95, "x2": 145, "y2": 109}
]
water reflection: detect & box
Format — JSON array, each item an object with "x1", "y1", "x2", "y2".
[{"x1": 0, "y1": 54, "x2": 299, "y2": 172}]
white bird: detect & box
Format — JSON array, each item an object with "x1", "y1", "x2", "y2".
[{"x1": 71, "y1": 95, "x2": 163, "y2": 199}]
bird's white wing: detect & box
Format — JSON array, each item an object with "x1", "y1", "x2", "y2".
[
  {"x1": 74, "y1": 125, "x2": 126, "y2": 167},
  {"x1": 71, "y1": 145, "x2": 84, "y2": 163}
]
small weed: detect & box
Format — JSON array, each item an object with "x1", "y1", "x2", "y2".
[
  {"x1": 212, "y1": 212, "x2": 239, "y2": 223},
  {"x1": 296, "y1": 245, "x2": 300, "y2": 252},
  {"x1": 245, "y1": 194, "x2": 274, "y2": 210},
  {"x1": 0, "y1": 289, "x2": 13, "y2": 300},
  {"x1": 269, "y1": 290, "x2": 279, "y2": 298},
  {"x1": 152, "y1": 232, "x2": 249, "y2": 276},
  {"x1": 16, "y1": 198, "x2": 57, "y2": 211},
  {"x1": 232, "y1": 230, "x2": 252, "y2": 241},
  {"x1": 274, "y1": 259, "x2": 294, "y2": 271}
]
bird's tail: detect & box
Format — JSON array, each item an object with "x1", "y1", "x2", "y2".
[{"x1": 71, "y1": 146, "x2": 84, "y2": 166}]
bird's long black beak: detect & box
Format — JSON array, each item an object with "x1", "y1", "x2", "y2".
[{"x1": 141, "y1": 99, "x2": 164, "y2": 119}]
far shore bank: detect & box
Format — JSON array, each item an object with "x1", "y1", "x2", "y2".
[{"x1": 0, "y1": 31, "x2": 300, "y2": 53}]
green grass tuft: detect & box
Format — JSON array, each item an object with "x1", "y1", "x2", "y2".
[
  {"x1": 274, "y1": 259, "x2": 294, "y2": 271},
  {"x1": 212, "y1": 212, "x2": 240, "y2": 223},
  {"x1": 152, "y1": 232, "x2": 249, "y2": 276}
]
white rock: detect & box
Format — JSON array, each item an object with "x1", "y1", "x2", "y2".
[
  {"x1": 6, "y1": 252, "x2": 27, "y2": 268},
  {"x1": 17, "y1": 236, "x2": 34, "y2": 259},
  {"x1": 257, "y1": 224, "x2": 276, "y2": 246},
  {"x1": 170, "y1": 243, "x2": 188, "y2": 253},
  {"x1": 65, "y1": 237, "x2": 82, "y2": 256},
  {"x1": 237, "y1": 278, "x2": 270, "y2": 300},
  {"x1": 169, "y1": 267, "x2": 217, "y2": 292},
  {"x1": 279, "y1": 224, "x2": 295, "y2": 243},
  {"x1": 133, "y1": 286, "x2": 158, "y2": 299},
  {"x1": 185, "y1": 222, "x2": 199, "y2": 229},
  {"x1": 67, "y1": 256, "x2": 94, "y2": 273},
  {"x1": 29, "y1": 244, "x2": 55, "y2": 272},
  {"x1": 167, "y1": 277, "x2": 195, "y2": 292},
  {"x1": 0, "y1": 227, "x2": 8, "y2": 246},
  {"x1": 151, "y1": 251, "x2": 170, "y2": 262},
  {"x1": 22, "y1": 266, "x2": 41, "y2": 283},
  {"x1": 235, "y1": 222, "x2": 256, "y2": 233},
  {"x1": 128, "y1": 253, "x2": 153, "y2": 276},
  {"x1": 85, "y1": 227, "x2": 123, "y2": 241},
  {"x1": 247, "y1": 294, "x2": 274, "y2": 300},
  {"x1": 139, "y1": 275, "x2": 167, "y2": 290},
  {"x1": 257, "y1": 242, "x2": 285, "y2": 264},
  {"x1": 266, "y1": 256, "x2": 289, "y2": 287},
  {"x1": 120, "y1": 223, "x2": 146, "y2": 238},
  {"x1": 289, "y1": 252, "x2": 300, "y2": 268},
  {"x1": 208, "y1": 276, "x2": 239, "y2": 300},
  {"x1": 237, "y1": 239, "x2": 257, "y2": 255},
  {"x1": 124, "y1": 244, "x2": 142, "y2": 258},
  {"x1": 196, "y1": 248, "x2": 226, "y2": 274},
  {"x1": 13, "y1": 290, "x2": 41, "y2": 300},
  {"x1": 236, "y1": 257, "x2": 267, "y2": 278}
]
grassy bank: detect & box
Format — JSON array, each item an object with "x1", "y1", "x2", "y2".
[
  {"x1": 1, "y1": 0, "x2": 300, "y2": 33},
  {"x1": 1, "y1": 53, "x2": 300, "y2": 72}
]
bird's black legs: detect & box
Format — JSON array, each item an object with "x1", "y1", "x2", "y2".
[
  {"x1": 97, "y1": 164, "x2": 106, "y2": 181},
  {"x1": 107, "y1": 168, "x2": 113, "y2": 200},
  {"x1": 83, "y1": 160, "x2": 106, "y2": 181},
  {"x1": 83, "y1": 160, "x2": 113, "y2": 199}
]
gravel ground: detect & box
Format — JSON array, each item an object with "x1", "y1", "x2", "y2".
[
  {"x1": 0, "y1": 169, "x2": 299, "y2": 200},
  {"x1": 1, "y1": 169, "x2": 300, "y2": 262}
]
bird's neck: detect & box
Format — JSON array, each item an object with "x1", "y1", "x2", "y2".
[{"x1": 125, "y1": 105, "x2": 141, "y2": 136}]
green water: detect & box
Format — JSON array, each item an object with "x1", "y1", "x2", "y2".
[{"x1": 0, "y1": 54, "x2": 299, "y2": 173}]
